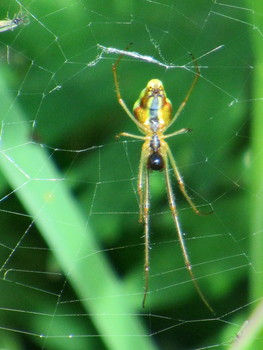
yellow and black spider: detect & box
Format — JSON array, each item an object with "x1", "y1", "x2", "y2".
[{"x1": 112, "y1": 47, "x2": 213, "y2": 313}]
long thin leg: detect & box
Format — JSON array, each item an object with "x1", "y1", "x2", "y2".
[
  {"x1": 112, "y1": 54, "x2": 148, "y2": 134},
  {"x1": 117, "y1": 134, "x2": 149, "y2": 222},
  {"x1": 163, "y1": 54, "x2": 200, "y2": 132},
  {"x1": 164, "y1": 159, "x2": 215, "y2": 314},
  {"x1": 138, "y1": 147, "x2": 146, "y2": 223},
  {"x1": 142, "y1": 167, "x2": 150, "y2": 308},
  {"x1": 166, "y1": 146, "x2": 212, "y2": 215},
  {"x1": 163, "y1": 128, "x2": 191, "y2": 140},
  {"x1": 115, "y1": 132, "x2": 146, "y2": 141}
]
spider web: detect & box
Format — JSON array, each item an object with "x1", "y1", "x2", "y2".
[{"x1": 0, "y1": 0, "x2": 261, "y2": 349}]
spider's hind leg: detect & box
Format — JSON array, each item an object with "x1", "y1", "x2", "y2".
[
  {"x1": 166, "y1": 145, "x2": 212, "y2": 215},
  {"x1": 163, "y1": 147, "x2": 214, "y2": 314}
]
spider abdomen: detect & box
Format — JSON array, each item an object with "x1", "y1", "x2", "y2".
[{"x1": 147, "y1": 152, "x2": 164, "y2": 171}]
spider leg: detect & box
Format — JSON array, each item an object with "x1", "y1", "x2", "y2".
[
  {"x1": 138, "y1": 147, "x2": 145, "y2": 223},
  {"x1": 116, "y1": 132, "x2": 151, "y2": 306},
  {"x1": 112, "y1": 58, "x2": 148, "y2": 134},
  {"x1": 166, "y1": 146, "x2": 212, "y2": 215},
  {"x1": 163, "y1": 54, "x2": 200, "y2": 132},
  {"x1": 116, "y1": 133, "x2": 149, "y2": 224},
  {"x1": 163, "y1": 128, "x2": 191, "y2": 139},
  {"x1": 137, "y1": 141, "x2": 151, "y2": 221},
  {"x1": 115, "y1": 132, "x2": 146, "y2": 141},
  {"x1": 138, "y1": 142, "x2": 151, "y2": 307},
  {"x1": 142, "y1": 165, "x2": 150, "y2": 308},
  {"x1": 164, "y1": 152, "x2": 215, "y2": 314}
]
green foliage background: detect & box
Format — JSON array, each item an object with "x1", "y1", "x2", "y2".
[{"x1": 0, "y1": 0, "x2": 262, "y2": 349}]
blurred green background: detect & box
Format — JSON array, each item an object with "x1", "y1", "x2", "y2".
[{"x1": 0, "y1": 0, "x2": 262, "y2": 349}]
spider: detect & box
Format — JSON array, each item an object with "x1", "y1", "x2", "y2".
[
  {"x1": 0, "y1": 10, "x2": 29, "y2": 33},
  {"x1": 112, "y1": 48, "x2": 214, "y2": 313}
]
